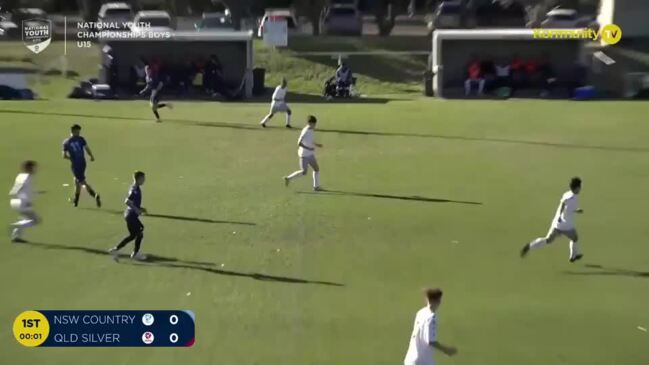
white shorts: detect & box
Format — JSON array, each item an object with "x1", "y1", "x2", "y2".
[
  {"x1": 547, "y1": 224, "x2": 578, "y2": 242},
  {"x1": 270, "y1": 101, "x2": 289, "y2": 113},
  {"x1": 299, "y1": 155, "x2": 318, "y2": 172},
  {"x1": 10, "y1": 199, "x2": 36, "y2": 216}
]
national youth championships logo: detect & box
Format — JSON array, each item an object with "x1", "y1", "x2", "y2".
[
  {"x1": 22, "y1": 19, "x2": 52, "y2": 54},
  {"x1": 532, "y1": 24, "x2": 622, "y2": 45}
]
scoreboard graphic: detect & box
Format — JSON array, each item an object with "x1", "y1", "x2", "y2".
[{"x1": 13, "y1": 310, "x2": 195, "y2": 347}]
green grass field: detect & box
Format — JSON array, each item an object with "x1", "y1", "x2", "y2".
[{"x1": 1, "y1": 96, "x2": 649, "y2": 365}]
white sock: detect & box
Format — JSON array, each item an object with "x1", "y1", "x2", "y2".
[
  {"x1": 11, "y1": 227, "x2": 21, "y2": 239},
  {"x1": 569, "y1": 241, "x2": 580, "y2": 258},
  {"x1": 313, "y1": 171, "x2": 320, "y2": 188},
  {"x1": 286, "y1": 114, "x2": 291, "y2": 126},
  {"x1": 287, "y1": 170, "x2": 304, "y2": 180},
  {"x1": 260, "y1": 115, "x2": 270, "y2": 125},
  {"x1": 13, "y1": 218, "x2": 36, "y2": 229},
  {"x1": 529, "y1": 237, "x2": 547, "y2": 250}
]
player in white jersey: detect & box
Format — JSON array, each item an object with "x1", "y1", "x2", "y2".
[
  {"x1": 284, "y1": 115, "x2": 322, "y2": 191},
  {"x1": 260, "y1": 78, "x2": 292, "y2": 128},
  {"x1": 520, "y1": 177, "x2": 584, "y2": 262},
  {"x1": 8, "y1": 161, "x2": 40, "y2": 243},
  {"x1": 404, "y1": 288, "x2": 457, "y2": 365}
]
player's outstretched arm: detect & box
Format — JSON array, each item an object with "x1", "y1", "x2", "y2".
[
  {"x1": 298, "y1": 142, "x2": 314, "y2": 151},
  {"x1": 431, "y1": 341, "x2": 458, "y2": 356}
]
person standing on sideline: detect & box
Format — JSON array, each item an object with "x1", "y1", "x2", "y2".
[
  {"x1": 404, "y1": 288, "x2": 458, "y2": 365},
  {"x1": 109, "y1": 171, "x2": 148, "y2": 261},
  {"x1": 520, "y1": 177, "x2": 584, "y2": 262},
  {"x1": 284, "y1": 115, "x2": 322, "y2": 191},
  {"x1": 260, "y1": 78, "x2": 292, "y2": 128},
  {"x1": 63, "y1": 124, "x2": 101, "y2": 208},
  {"x1": 8, "y1": 161, "x2": 40, "y2": 243}
]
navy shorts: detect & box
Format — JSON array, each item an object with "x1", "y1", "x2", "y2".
[
  {"x1": 71, "y1": 163, "x2": 86, "y2": 183},
  {"x1": 150, "y1": 89, "x2": 160, "y2": 106},
  {"x1": 125, "y1": 213, "x2": 144, "y2": 236}
]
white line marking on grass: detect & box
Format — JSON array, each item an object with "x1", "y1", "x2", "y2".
[{"x1": 62, "y1": 183, "x2": 70, "y2": 187}]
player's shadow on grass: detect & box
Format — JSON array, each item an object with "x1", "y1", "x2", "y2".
[
  {"x1": 563, "y1": 264, "x2": 649, "y2": 279},
  {"x1": 297, "y1": 189, "x2": 482, "y2": 205},
  {"x1": 21, "y1": 241, "x2": 216, "y2": 266},
  {"x1": 127, "y1": 260, "x2": 344, "y2": 287},
  {"x1": 247, "y1": 91, "x2": 394, "y2": 104},
  {"x1": 4, "y1": 108, "x2": 647, "y2": 153},
  {"x1": 316, "y1": 128, "x2": 649, "y2": 153},
  {"x1": 19, "y1": 241, "x2": 343, "y2": 287},
  {"x1": 83, "y1": 208, "x2": 256, "y2": 226},
  {"x1": 0, "y1": 109, "x2": 260, "y2": 132}
]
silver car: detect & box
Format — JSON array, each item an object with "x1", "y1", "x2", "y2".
[{"x1": 321, "y1": 5, "x2": 362, "y2": 36}]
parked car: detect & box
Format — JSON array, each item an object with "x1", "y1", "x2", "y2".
[
  {"x1": 11, "y1": 8, "x2": 48, "y2": 29},
  {"x1": 257, "y1": 9, "x2": 298, "y2": 38},
  {"x1": 541, "y1": 8, "x2": 578, "y2": 28},
  {"x1": 131, "y1": 10, "x2": 174, "y2": 33},
  {"x1": 195, "y1": 12, "x2": 234, "y2": 31},
  {"x1": 320, "y1": 4, "x2": 362, "y2": 36},
  {"x1": 0, "y1": 13, "x2": 19, "y2": 39},
  {"x1": 474, "y1": 0, "x2": 525, "y2": 28},
  {"x1": 97, "y1": 2, "x2": 134, "y2": 30},
  {"x1": 428, "y1": 1, "x2": 464, "y2": 32}
]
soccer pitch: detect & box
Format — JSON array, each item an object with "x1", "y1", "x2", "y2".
[{"x1": 1, "y1": 98, "x2": 648, "y2": 365}]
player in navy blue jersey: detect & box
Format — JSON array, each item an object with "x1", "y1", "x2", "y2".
[
  {"x1": 109, "y1": 171, "x2": 148, "y2": 261},
  {"x1": 139, "y1": 65, "x2": 172, "y2": 122},
  {"x1": 63, "y1": 124, "x2": 101, "y2": 207}
]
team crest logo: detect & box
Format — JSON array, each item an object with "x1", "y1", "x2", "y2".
[{"x1": 22, "y1": 19, "x2": 52, "y2": 54}]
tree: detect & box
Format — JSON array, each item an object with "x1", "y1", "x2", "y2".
[
  {"x1": 221, "y1": 0, "x2": 256, "y2": 30},
  {"x1": 293, "y1": 0, "x2": 327, "y2": 36},
  {"x1": 374, "y1": 0, "x2": 409, "y2": 36}
]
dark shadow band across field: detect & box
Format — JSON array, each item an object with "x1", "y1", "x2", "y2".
[
  {"x1": 298, "y1": 189, "x2": 482, "y2": 205},
  {"x1": 563, "y1": 264, "x2": 649, "y2": 279},
  {"x1": 82, "y1": 208, "x2": 256, "y2": 226},
  {"x1": 19, "y1": 241, "x2": 343, "y2": 287},
  {"x1": 2, "y1": 108, "x2": 648, "y2": 153}
]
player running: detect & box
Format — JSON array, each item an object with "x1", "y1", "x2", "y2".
[
  {"x1": 404, "y1": 288, "x2": 458, "y2": 365},
  {"x1": 8, "y1": 161, "x2": 40, "y2": 243},
  {"x1": 140, "y1": 65, "x2": 172, "y2": 122},
  {"x1": 63, "y1": 124, "x2": 101, "y2": 208},
  {"x1": 284, "y1": 115, "x2": 322, "y2": 191},
  {"x1": 520, "y1": 177, "x2": 584, "y2": 262},
  {"x1": 109, "y1": 171, "x2": 148, "y2": 261},
  {"x1": 259, "y1": 78, "x2": 292, "y2": 128}
]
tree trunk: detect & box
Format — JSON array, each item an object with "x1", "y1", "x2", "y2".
[
  {"x1": 223, "y1": 0, "x2": 253, "y2": 31},
  {"x1": 375, "y1": 0, "x2": 397, "y2": 37}
]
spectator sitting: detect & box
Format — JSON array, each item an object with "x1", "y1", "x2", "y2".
[
  {"x1": 130, "y1": 57, "x2": 147, "y2": 92},
  {"x1": 538, "y1": 58, "x2": 557, "y2": 97},
  {"x1": 464, "y1": 58, "x2": 485, "y2": 96},
  {"x1": 335, "y1": 62, "x2": 353, "y2": 96},
  {"x1": 511, "y1": 55, "x2": 525, "y2": 89},
  {"x1": 480, "y1": 58, "x2": 496, "y2": 90},
  {"x1": 526, "y1": 58, "x2": 541, "y2": 87},
  {"x1": 494, "y1": 60, "x2": 512, "y2": 89}
]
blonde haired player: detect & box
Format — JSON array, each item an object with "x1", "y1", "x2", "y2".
[
  {"x1": 284, "y1": 115, "x2": 322, "y2": 191},
  {"x1": 520, "y1": 177, "x2": 584, "y2": 262},
  {"x1": 8, "y1": 161, "x2": 40, "y2": 243},
  {"x1": 260, "y1": 78, "x2": 292, "y2": 128}
]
